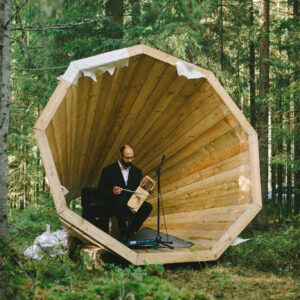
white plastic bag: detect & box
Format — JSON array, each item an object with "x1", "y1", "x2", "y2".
[{"x1": 24, "y1": 224, "x2": 68, "y2": 260}]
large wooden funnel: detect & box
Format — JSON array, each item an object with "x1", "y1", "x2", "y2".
[{"x1": 34, "y1": 45, "x2": 262, "y2": 265}]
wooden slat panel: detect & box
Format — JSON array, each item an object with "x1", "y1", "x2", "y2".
[
  {"x1": 46, "y1": 121, "x2": 64, "y2": 184},
  {"x1": 89, "y1": 55, "x2": 155, "y2": 186},
  {"x1": 134, "y1": 79, "x2": 206, "y2": 164},
  {"x1": 153, "y1": 126, "x2": 247, "y2": 186},
  {"x1": 72, "y1": 76, "x2": 92, "y2": 191},
  {"x1": 77, "y1": 75, "x2": 104, "y2": 190},
  {"x1": 70, "y1": 84, "x2": 78, "y2": 197},
  {"x1": 83, "y1": 70, "x2": 123, "y2": 188},
  {"x1": 161, "y1": 150, "x2": 250, "y2": 196},
  {"x1": 34, "y1": 129, "x2": 66, "y2": 213},
  {"x1": 149, "y1": 165, "x2": 251, "y2": 215},
  {"x1": 118, "y1": 65, "x2": 179, "y2": 149},
  {"x1": 143, "y1": 116, "x2": 242, "y2": 181},
  {"x1": 34, "y1": 80, "x2": 71, "y2": 131},
  {"x1": 139, "y1": 86, "x2": 224, "y2": 171},
  {"x1": 65, "y1": 88, "x2": 73, "y2": 192},
  {"x1": 159, "y1": 138, "x2": 249, "y2": 193},
  {"x1": 143, "y1": 205, "x2": 247, "y2": 227},
  {"x1": 53, "y1": 96, "x2": 69, "y2": 189},
  {"x1": 101, "y1": 60, "x2": 169, "y2": 166}
]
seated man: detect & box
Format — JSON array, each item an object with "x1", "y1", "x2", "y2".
[{"x1": 98, "y1": 145, "x2": 153, "y2": 241}]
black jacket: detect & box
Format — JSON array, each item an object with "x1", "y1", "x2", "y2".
[{"x1": 98, "y1": 162, "x2": 142, "y2": 207}]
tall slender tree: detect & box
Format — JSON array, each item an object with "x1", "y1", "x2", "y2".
[
  {"x1": 0, "y1": 0, "x2": 12, "y2": 241},
  {"x1": 293, "y1": 0, "x2": 299, "y2": 215},
  {"x1": 249, "y1": 0, "x2": 256, "y2": 129},
  {"x1": 258, "y1": 0, "x2": 270, "y2": 202}
]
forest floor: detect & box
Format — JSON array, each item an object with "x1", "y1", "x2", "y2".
[
  {"x1": 164, "y1": 264, "x2": 299, "y2": 299},
  {"x1": 1, "y1": 201, "x2": 299, "y2": 299}
]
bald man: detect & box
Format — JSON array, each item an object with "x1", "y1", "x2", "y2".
[{"x1": 98, "y1": 145, "x2": 153, "y2": 241}]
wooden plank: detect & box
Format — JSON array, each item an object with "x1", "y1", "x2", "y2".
[
  {"x1": 84, "y1": 57, "x2": 143, "y2": 188},
  {"x1": 118, "y1": 65, "x2": 179, "y2": 149},
  {"x1": 156, "y1": 126, "x2": 247, "y2": 184},
  {"x1": 129, "y1": 75, "x2": 189, "y2": 151},
  {"x1": 34, "y1": 129, "x2": 66, "y2": 213},
  {"x1": 60, "y1": 218, "x2": 103, "y2": 248},
  {"x1": 139, "y1": 86, "x2": 225, "y2": 171},
  {"x1": 101, "y1": 59, "x2": 169, "y2": 166},
  {"x1": 77, "y1": 75, "x2": 103, "y2": 191},
  {"x1": 34, "y1": 80, "x2": 71, "y2": 131},
  {"x1": 59, "y1": 208, "x2": 138, "y2": 264},
  {"x1": 65, "y1": 88, "x2": 73, "y2": 193},
  {"x1": 82, "y1": 71, "x2": 120, "y2": 189},
  {"x1": 134, "y1": 79, "x2": 206, "y2": 164},
  {"x1": 249, "y1": 134, "x2": 262, "y2": 206},
  {"x1": 161, "y1": 150, "x2": 250, "y2": 196},
  {"x1": 51, "y1": 99, "x2": 68, "y2": 188},
  {"x1": 143, "y1": 205, "x2": 248, "y2": 230},
  {"x1": 212, "y1": 203, "x2": 261, "y2": 259},
  {"x1": 206, "y1": 72, "x2": 257, "y2": 136},
  {"x1": 138, "y1": 44, "x2": 212, "y2": 78},
  {"x1": 136, "y1": 248, "x2": 212, "y2": 265},
  {"x1": 89, "y1": 55, "x2": 156, "y2": 185},
  {"x1": 150, "y1": 165, "x2": 251, "y2": 215},
  {"x1": 45, "y1": 121, "x2": 64, "y2": 184},
  {"x1": 69, "y1": 84, "x2": 78, "y2": 198},
  {"x1": 141, "y1": 102, "x2": 231, "y2": 173},
  {"x1": 72, "y1": 76, "x2": 92, "y2": 192},
  {"x1": 159, "y1": 139, "x2": 249, "y2": 193}
]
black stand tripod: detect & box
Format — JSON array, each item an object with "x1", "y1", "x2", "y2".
[{"x1": 154, "y1": 155, "x2": 173, "y2": 249}]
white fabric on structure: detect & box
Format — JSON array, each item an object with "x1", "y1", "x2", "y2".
[
  {"x1": 59, "y1": 48, "x2": 130, "y2": 84},
  {"x1": 176, "y1": 61, "x2": 205, "y2": 79}
]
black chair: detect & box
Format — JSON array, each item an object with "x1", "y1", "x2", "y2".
[{"x1": 81, "y1": 188, "x2": 109, "y2": 233}]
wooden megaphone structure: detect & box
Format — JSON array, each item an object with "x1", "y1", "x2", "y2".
[{"x1": 34, "y1": 45, "x2": 262, "y2": 265}]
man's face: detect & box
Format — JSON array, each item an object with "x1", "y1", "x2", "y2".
[{"x1": 120, "y1": 147, "x2": 134, "y2": 168}]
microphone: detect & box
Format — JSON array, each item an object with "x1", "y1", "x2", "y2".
[{"x1": 156, "y1": 154, "x2": 166, "y2": 172}]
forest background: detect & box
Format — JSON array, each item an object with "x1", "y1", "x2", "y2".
[
  {"x1": 0, "y1": 0, "x2": 299, "y2": 299},
  {"x1": 5, "y1": 0, "x2": 300, "y2": 220}
]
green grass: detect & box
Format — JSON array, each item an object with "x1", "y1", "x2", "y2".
[{"x1": 1, "y1": 199, "x2": 299, "y2": 299}]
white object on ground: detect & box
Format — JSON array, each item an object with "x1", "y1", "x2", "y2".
[
  {"x1": 230, "y1": 237, "x2": 250, "y2": 246},
  {"x1": 24, "y1": 224, "x2": 68, "y2": 260}
]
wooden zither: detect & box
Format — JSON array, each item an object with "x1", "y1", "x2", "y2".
[
  {"x1": 127, "y1": 176, "x2": 156, "y2": 213},
  {"x1": 34, "y1": 44, "x2": 262, "y2": 265}
]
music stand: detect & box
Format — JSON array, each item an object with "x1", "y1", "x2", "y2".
[{"x1": 154, "y1": 155, "x2": 173, "y2": 249}]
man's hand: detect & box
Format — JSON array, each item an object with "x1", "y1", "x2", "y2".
[{"x1": 113, "y1": 186, "x2": 122, "y2": 195}]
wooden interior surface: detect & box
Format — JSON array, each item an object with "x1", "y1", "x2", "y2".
[{"x1": 35, "y1": 45, "x2": 261, "y2": 264}]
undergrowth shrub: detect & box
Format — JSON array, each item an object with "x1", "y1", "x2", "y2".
[{"x1": 221, "y1": 226, "x2": 300, "y2": 275}]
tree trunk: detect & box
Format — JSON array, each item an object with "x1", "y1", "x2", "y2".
[
  {"x1": 0, "y1": 0, "x2": 12, "y2": 241},
  {"x1": 131, "y1": 0, "x2": 140, "y2": 26},
  {"x1": 219, "y1": 0, "x2": 225, "y2": 71},
  {"x1": 105, "y1": 0, "x2": 124, "y2": 39},
  {"x1": 293, "y1": 0, "x2": 300, "y2": 215},
  {"x1": 258, "y1": 0, "x2": 270, "y2": 202},
  {"x1": 249, "y1": 0, "x2": 256, "y2": 129}
]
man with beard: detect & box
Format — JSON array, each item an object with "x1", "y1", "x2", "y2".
[{"x1": 98, "y1": 145, "x2": 153, "y2": 241}]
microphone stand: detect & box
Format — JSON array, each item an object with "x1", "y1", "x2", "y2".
[{"x1": 155, "y1": 155, "x2": 173, "y2": 249}]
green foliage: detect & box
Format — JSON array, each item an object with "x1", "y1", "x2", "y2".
[
  {"x1": 221, "y1": 226, "x2": 300, "y2": 276},
  {"x1": 2, "y1": 204, "x2": 300, "y2": 299}
]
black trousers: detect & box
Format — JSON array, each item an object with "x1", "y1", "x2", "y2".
[{"x1": 108, "y1": 196, "x2": 153, "y2": 235}]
